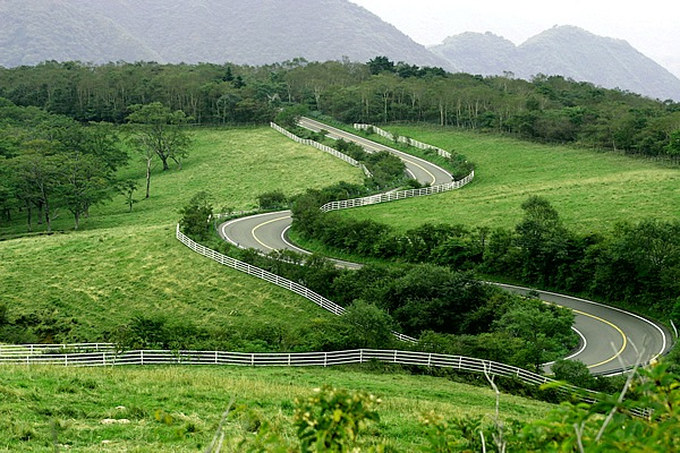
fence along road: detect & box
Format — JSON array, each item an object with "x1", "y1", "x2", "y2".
[{"x1": 218, "y1": 120, "x2": 671, "y2": 376}]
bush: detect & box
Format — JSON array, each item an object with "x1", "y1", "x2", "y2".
[
  {"x1": 551, "y1": 359, "x2": 596, "y2": 389},
  {"x1": 256, "y1": 190, "x2": 289, "y2": 210},
  {"x1": 178, "y1": 191, "x2": 213, "y2": 241}
]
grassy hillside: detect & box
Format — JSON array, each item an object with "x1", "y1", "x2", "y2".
[
  {"x1": 0, "y1": 127, "x2": 364, "y2": 343},
  {"x1": 332, "y1": 124, "x2": 680, "y2": 232},
  {"x1": 0, "y1": 364, "x2": 551, "y2": 451}
]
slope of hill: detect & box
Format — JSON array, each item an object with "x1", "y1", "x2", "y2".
[
  {"x1": 431, "y1": 26, "x2": 680, "y2": 101},
  {"x1": 0, "y1": 0, "x2": 449, "y2": 68}
]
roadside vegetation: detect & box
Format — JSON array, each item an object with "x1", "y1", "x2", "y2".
[{"x1": 1, "y1": 57, "x2": 679, "y2": 451}]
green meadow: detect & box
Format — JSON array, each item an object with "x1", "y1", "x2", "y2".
[
  {"x1": 332, "y1": 124, "x2": 680, "y2": 233},
  {"x1": 0, "y1": 127, "x2": 364, "y2": 341},
  {"x1": 0, "y1": 364, "x2": 551, "y2": 451}
]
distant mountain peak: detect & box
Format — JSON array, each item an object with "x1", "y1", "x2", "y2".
[
  {"x1": 0, "y1": 0, "x2": 451, "y2": 69},
  {"x1": 431, "y1": 26, "x2": 680, "y2": 100}
]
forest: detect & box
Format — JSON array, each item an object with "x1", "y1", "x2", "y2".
[{"x1": 1, "y1": 57, "x2": 679, "y2": 158}]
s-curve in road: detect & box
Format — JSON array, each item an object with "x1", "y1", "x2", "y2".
[
  {"x1": 494, "y1": 284, "x2": 672, "y2": 376},
  {"x1": 220, "y1": 120, "x2": 672, "y2": 375},
  {"x1": 298, "y1": 117, "x2": 453, "y2": 186}
]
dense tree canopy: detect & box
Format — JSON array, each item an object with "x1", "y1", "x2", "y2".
[{"x1": 0, "y1": 59, "x2": 678, "y2": 159}]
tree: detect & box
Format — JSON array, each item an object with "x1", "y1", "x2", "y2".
[
  {"x1": 118, "y1": 180, "x2": 138, "y2": 212},
  {"x1": 515, "y1": 196, "x2": 571, "y2": 285},
  {"x1": 339, "y1": 300, "x2": 395, "y2": 349},
  {"x1": 126, "y1": 102, "x2": 191, "y2": 171},
  {"x1": 12, "y1": 140, "x2": 61, "y2": 233},
  {"x1": 367, "y1": 56, "x2": 395, "y2": 75},
  {"x1": 667, "y1": 129, "x2": 680, "y2": 156},
  {"x1": 178, "y1": 191, "x2": 214, "y2": 241},
  {"x1": 58, "y1": 152, "x2": 110, "y2": 229}
]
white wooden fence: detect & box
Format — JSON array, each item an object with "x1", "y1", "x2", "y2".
[
  {"x1": 0, "y1": 347, "x2": 544, "y2": 383},
  {"x1": 270, "y1": 122, "x2": 373, "y2": 178},
  {"x1": 320, "y1": 170, "x2": 474, "y2": 212},
  {"x1": 0, "y1": 343, "x2": 115, "y2": 356},
  {"x1": 354, "y1": 123, "x2": 453, "y2": 159},
  {"x1": 175, "y1": 225, "x2": 417, "y2": 343}
]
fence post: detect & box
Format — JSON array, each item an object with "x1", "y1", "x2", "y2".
[
  {"x1": 360, "y1": 349, "x2": 363, "y2": 364},
  {"x1": 64, "y1": 355, "x2": 68, "y2": 367},
  {"x1": 141, "y1": 350, "x2": 144, "y2": 366},
  {"x1": 428, "y1": 353, "x2": 432, "y2": 367},
  {"x1": 251, "y1": 353, "x2": 255, "y2": 366},
  {"x1": 324, "y1": 352, "x2": 328, "y2": 367}
]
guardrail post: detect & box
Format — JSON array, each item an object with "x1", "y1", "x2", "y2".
[
  {"x1": 251, "y1": 353, "x2": 255, "y2": 366},
  {"x1": 324, "y1": 352, "x2": 327, "y2": 367},
  {"x1": 64, "y1": 355, "x2": 68, "y2": 367},
  {"x1": 140, "y1": 350, "x2": 144, "y2": 366},
  {"x1": 360, "y1": 349, "x2": 363, "y2": 363},
  {"x1": 393, "y1": 350, "x2": 397, "y2": 363}
]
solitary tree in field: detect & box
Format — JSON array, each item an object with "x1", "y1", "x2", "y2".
[{"x1": 126, "y1": 102, "x2": 191, "y2": 172}]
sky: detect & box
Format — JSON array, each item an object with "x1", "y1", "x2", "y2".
[{"x1": 351, "y1": 0, "x2": 680, "y2": 78}]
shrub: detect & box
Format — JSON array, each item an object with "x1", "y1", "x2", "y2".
[{"x1": 256, "y1": 190, "x2": 289, "y2": 210}]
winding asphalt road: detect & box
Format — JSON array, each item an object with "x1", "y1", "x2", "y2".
[{"x1": 220, "y1": 119, "x2": 672, "y2": 376}]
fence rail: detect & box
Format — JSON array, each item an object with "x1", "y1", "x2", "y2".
[
  {"x1": 320, "y1": 171, "x2": 474, "y2": 212},
  {"x1": 353, "y1": 123, "x2": 453, "y2": 159},
  {"x1": 0, "y1": 343, "x2": 116, "y2": 356},
  {"x1": 0, "y1": 347, "x2": 548, "y2": 383},
  {"x1": 176, "y1": 225, "x2": 418, "y2": 343},
  {"x1": 270, "y1": 122, "x2": 372, "y2": 178}
]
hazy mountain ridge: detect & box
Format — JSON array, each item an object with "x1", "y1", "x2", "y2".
[
  {"x1": 431, "y1": 26, "x2": 680, "y2": 101},
  {"x1": 0, "y1": 0, "x2": 448, "y2": 68},
  {"x1": 1, "y1": 1, "x2": 678, "y2": 100}
]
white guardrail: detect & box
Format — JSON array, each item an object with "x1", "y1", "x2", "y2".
[
  {"x1": 176, "y1": 225, "x2": 417, "y2": 343},
  {"x1": 0, "y1": 343, "x2": 116, "y2": 356},
  {"x1": 353, "y1": 123, "x2": 453, "y2": 159},
  {"x1": 270, "y1": 122, "x2": 373, "y2": 178},
  {"x1": 0, "y1": 347, "x2": 545, "y2": 383},
  {"x1": 320, "y1": 171, "x2": 474, "y2": 212}
]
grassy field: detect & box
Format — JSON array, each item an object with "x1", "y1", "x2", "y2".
[
  {"x1": 0, "y1": 127, "x2": 364, "y2": 342},
  {"x1": 331, "y1": 124, "x2": 680, "y2": 233},
  {"x1": 0, "y1": 364, "x2": 551, "y2": 452}
]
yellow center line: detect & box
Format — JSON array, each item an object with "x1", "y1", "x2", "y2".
[
  {"x1": 400, "y1": 157, "x2": 437, "y2": 185},
  {"x1": 572, "y1": 308, "x2": 628, "y2": 369},
  {"x1": 251, "y1": 216, "x2": 290, "y2": 250}
]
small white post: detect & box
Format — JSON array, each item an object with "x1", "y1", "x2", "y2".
[
  {"x1": 324, "y1": 352, "x2": 328, "y2": 367},
  {"x1": 140, "y1": 350, "x2": 144, "y2": 366}
]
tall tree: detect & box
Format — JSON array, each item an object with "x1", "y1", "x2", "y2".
[
  {"x1": 126, "y1": 102, "x2": 191, "y2": 171},
  {"x1": 12, "y1": 140, "x2": 61, "y2": 233},
  {"x1": 58, "y1": 152, "x2": 110, "y2": 229}
]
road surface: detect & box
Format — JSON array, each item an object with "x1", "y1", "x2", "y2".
[{"x1": 220, "y1": 119, "x2": 672, "y2": 375}]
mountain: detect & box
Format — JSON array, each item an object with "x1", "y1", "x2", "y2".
[
  {"x1": 0, "y1": 0, "x2": 449, "y2": 68},
  {"x1": 431, "y1": 26, "x2": 680, "y2": 101}
]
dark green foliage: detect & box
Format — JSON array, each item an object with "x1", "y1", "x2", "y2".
[
  {"x1": 256, "y1": 190, "x2": 289, "y2": 210},
  {"x1": 293, "y1": 386, "x2": 381, "y2": 452},
  {"x1": 552, "y1": 359, "x2": 596, "y2": 389},
  {"x1": 178, "y1": 191, "x2": 214, "y2": 241},
  {"x1": 274, "y1": 105, "x2": 309, "y2": 130},
  {"x1": 0, "y1": 60, "x2": 678, "y2": 158}
]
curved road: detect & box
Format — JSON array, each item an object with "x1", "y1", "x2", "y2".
[{"x1": 220, "y1": 120, "x2": 672, "y2": 376}]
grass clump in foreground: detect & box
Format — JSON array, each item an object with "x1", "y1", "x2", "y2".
[
  {"x1": 336, "y1": 124, "x2": 680, "y2": 233},
  {"x1": 0, "y1": 364, "x2": 551, "y2": 451},
  {"x1": 0, "y1": 127, "x2": 364, "y2": 345}
]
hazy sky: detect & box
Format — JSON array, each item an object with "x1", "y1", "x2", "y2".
[{"x1": 351, "y1": 0, "x2": 680, "y2": 78}]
